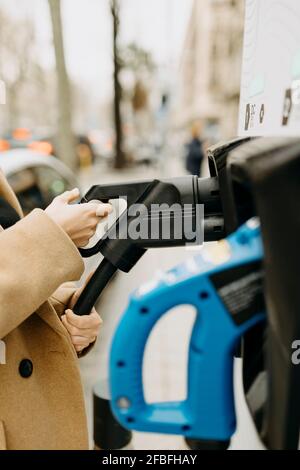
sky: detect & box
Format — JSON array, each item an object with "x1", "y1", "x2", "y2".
[{"x1": 0, "y1": 0, "x2": 193, "y2": 101}]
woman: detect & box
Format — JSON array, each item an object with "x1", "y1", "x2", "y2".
[{"x1": 0, "y1": 169, "x2": 111, "y2": 450}]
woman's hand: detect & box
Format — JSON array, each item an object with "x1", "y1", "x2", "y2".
[
  {"x1": 61, "y1": 273, "x2": 102, "y2": 353},
  {"x1": 45, "y1": 188, "x2": 112, "y2": 247},
  {"x1": 61, "y1": 308, "x2": 102, "y2": 353}
]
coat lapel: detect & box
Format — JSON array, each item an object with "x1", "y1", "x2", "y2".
[{"x1": 36, "y1": 301, "x2": 71, "y2": 341}]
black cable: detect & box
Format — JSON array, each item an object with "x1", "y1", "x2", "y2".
[{"x1": 73, "y1": 258, "x2": 117, "y2": 316}]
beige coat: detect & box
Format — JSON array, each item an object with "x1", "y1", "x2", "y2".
[{"x1": 0, "y1": 170, "x2": 90, "y2": 450}]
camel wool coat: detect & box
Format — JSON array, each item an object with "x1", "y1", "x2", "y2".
[{"x1": 0, "y1": 170, "x2": 90, "y2": 450}]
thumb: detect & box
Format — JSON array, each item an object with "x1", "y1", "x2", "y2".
[{"x1": 57, "y1": 188, "x2": 80, "y2": 204}]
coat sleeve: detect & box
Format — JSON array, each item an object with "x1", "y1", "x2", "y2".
[
  {"x1": 50, "y1": 282, "x2": 78, "y2": 318},
  {"x1": 0, "y1": 209, "x2": 84, "y2": 339}
]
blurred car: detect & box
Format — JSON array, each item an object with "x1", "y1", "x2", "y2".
[
  {"x1": 0, "y1": 149, "x2": 78, "y2": 215},
  {"x1": 38, "y1": 134, "x2": 96, "y2": 167},
  {"x1": 88, "y1": 129, "x2": 114, "y2": 161},
  {"x1": 125, "y1": 135, "x2": 160, "y2": 166},
  {"x1": 0, "y1": 128, "x2": 54, "y2": 155},
  {"x1": 0, "y1": 128, "x2": 96, "y2": 168}
]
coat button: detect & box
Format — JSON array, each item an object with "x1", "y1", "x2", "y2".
[{"x1": 19, "y1": 359, "x2": 33, "y2": 378}]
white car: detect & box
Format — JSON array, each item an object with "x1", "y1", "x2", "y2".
[{"x1": 0, "y1": 149, "x2": 78, "y2": 214}]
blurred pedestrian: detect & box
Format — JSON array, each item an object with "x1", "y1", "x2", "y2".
[{"x1": 185, "y1": 121, "x2": 205, "y2": 177}]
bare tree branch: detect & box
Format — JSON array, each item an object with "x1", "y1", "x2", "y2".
[
  {"x1": 111, "y1": 0, "x2": 126, "y2": 169},
  {"x1": 48, "y1": 0, "x2": 76, "y2": 170}
]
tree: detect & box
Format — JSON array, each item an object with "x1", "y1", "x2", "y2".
[
  {"x1": 111, "y1": 0, "x2": 126, "y2": 169},
  {"x1": 122, "y1": 43, "x2": 155, "y2": 78},
  {"x1": 48, "y1": 0, "x2": 76, "y2": 170},
  {"x1": 122, "y1": 43, "x2": 155, "y2": 114},
  {"x1": 0, "y1": 11, "x2": 35, "y2": 130}
]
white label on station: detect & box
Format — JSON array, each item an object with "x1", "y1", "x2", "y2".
[{"x1": 239, "y1": 0, "x2": 300, "y2": 136}]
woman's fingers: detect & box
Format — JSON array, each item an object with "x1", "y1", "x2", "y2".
[
  {"x1": 70, "y1": 336, "x2": 95, "y2": 347},
  {"x1": 78, "y1": 202, "x2": 112, "y2": 218},
  {"x1": 57, "y1": 188, "x2": 80, "y2": 204},
  {"x1": 65, "y1": 309, "x2": 102, "y2": 329},
  {"x1": 61, "y1": 315, "x2": 99, "y2": 338},
  {"x1": 73, "y1": 203, "x2": 112, "y2": 247},
  {"x1": 74, "y1": 343, "x2": 90, "y2": 352},
  {"x1": 96, "y1": 203, "x2": 113, "y2": 217},
  {"x1": 72, "y1": 336, "x2": 92, "y2": 352},
  {"x1": 45, "y1": 190, "x2": 112, "y2": 249},
  {"x1": 61, "y1": 309, "x2": 102, "y2": 353},
  {"x1": 61, "y1": 302, "x2": 102, "y2": 352}
]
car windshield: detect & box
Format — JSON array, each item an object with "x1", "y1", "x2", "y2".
[{"x1": 7, "y1": 165, "x2": 71, "y2": 214}]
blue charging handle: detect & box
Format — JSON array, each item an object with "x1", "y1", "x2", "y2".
[{"x1": 110, "y1": 221, "x2": 265, "y2": 441}]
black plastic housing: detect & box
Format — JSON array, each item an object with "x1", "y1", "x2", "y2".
[
  {"x1": 228, "y1": 137, "x2": 300, "y2": 450},
  {"x1": 93, "y1": 384, "x2": 132, "y2": 450},
  {"x1": 207, "y1": 137, "x2": 253, "y2": 234},
  {"x1": 81, "y1": 176, "x2": 224, "y2": 271}
]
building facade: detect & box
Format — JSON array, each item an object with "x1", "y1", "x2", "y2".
[{"x1": 174, "y1": 0, "x2": 245, "y2": 140}]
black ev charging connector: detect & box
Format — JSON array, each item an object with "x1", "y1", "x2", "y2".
[
  {"x1": 74, "y1": 134, "x2": 255, "y2": 317},
  {"x1": 74, "y1": 138, "x2": 254, "y2": 318},
  {"x1": 73, "y1": 175, "x2": 225, "y2": 317}
]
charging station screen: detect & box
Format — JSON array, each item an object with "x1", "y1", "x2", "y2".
[{"x1": 239, "y1": 0, "x2": 300, "y2": 136}]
